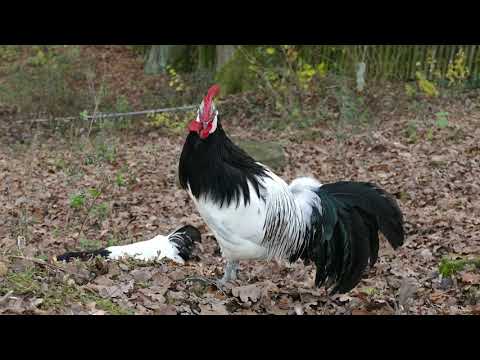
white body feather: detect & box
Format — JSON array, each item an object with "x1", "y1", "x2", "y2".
[
  {"x1": 188, "y1": 165, "x2": 322, "y2": 261},
  {"x1": 105, "y1": 234, "x2": 185, "y2": 264}
]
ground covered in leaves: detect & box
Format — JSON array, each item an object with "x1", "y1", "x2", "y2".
[
  {"x1": 0, "y1": 46, "x2": 479, "y2": 315},
  {"x1": 1, "y1": 94, "x2": 479, "y2": 315}
]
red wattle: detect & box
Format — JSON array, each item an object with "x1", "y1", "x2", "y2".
[
  {"x1": 199, "y1": 130, "x2": 208, "y2": 139},
  {"x1": 188, "y1": 120, "x2": 201, "y2": 132},
  {"x1": 199, "y1": 122, "x2": 213, "y2": 139}
]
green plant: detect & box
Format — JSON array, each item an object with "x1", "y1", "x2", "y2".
[
  {"x1": 0, "y1": 45, "x2": 20, "y2": 63},
  {"x1": 167, "y1": 65, "x2": 188, "y2": 92},
  {"x1": 435, "y1": 112, "x2": 449, "y2": 129},
  {"x1": 237, "y1": 45, "x2": 337, "y2": 128},
  {"x1": 416, "y1": 70, "x2": 439, "y2": 97},
  {"x1": 84, "y1": 139, "x2": 117, "y2": 165},
  {"x1": 148, "y1": 111, "x2": 190, "y2": 133},
  {"x1": 127, "y1": 45, "x2": 150, "y2": 57},
  {"x1": 446, "y1": 48, "x2": 470, "y2": 87},
  {"x1": 114, "y1": 166, "x2": 137, "y2": 188},
  {"x1": 439, "y1": 257, "x2": 480, "y2": 278},
  {"x1": 69, "y1": 193, "x2": 86, "y2": 210},
  {"x1": 115, "y1": 173, "x2": 126, "y2": 187},
  {"x1": 87, "y1": 188, "x2": 100, "y2": 198},
  {"x1": 52, "y1": 227, "x2": 61, "y2": 238},
  {"x1": 405, "y1": 121, "x2": 418, "y2": 143},
  {"x1": 336, "y1": 79, "x2": 371, "y2": 127},
  {"x1": 79, "y1": 237, "x2": 102, "y2": 251},
  {"x1": 426, "y1": 128, "x2": 434, "y2": 141},
  {"x1": 405, "y1": 83, "x2": 417, "y2": 97},
  {"x1": 91, "y1": 202, "x2": 109, "y2": 221}
]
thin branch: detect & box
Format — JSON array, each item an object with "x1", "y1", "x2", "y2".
[
  {"x1": 7, "y1": 255, "x2": 66, "y2": 272},
  {"x1": 75, "y1": 176, "x2": 110, "y2": 246},
  {"x1": 0, "y1": 291, "x2": 14, "y2": 305}
]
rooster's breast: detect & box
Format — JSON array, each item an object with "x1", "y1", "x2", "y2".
[{"x1": 188, "y1": 183, "x2": 269, "y2": 261}]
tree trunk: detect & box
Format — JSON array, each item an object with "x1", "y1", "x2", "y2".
[
  {"x1": 198, "y1": 45, "x2": 216, "y2": 70},
  {"x1": 216, "y1": 45, "x2": 237, "y2": 71},
  {"x1": 144, "y1": 45, "x2": 190, "y2": 74}
]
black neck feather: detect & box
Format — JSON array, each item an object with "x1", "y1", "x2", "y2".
[{"x1": 179, "y1": 121, "x2": 268, "y2": 208}]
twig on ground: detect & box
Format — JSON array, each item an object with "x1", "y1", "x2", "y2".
[{"x1": 6, "y1": 255, "x2": 66, "y2": 273}]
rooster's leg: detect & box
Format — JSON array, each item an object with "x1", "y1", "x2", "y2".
[
  {"x1": 186, "y1": 260, "x2": 239, "y2": 291},
  {"x1": 219, "y1": 260, "x2": 239, "y2": 285}
]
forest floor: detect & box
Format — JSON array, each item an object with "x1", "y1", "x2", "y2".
[{"x1": 0, "y1": 46, "x2": 479, "y2": 315}]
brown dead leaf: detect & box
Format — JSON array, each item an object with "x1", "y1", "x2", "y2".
[
  {"x1": 119, "y1": 263, "x2": 130, "y2": 271},
  {"x1": 169, "y1": 269, "x2": 186, "y2": 281},
  {"x1": 131, "y1": 269, "x2": 152, "y2": 283},
  {"x1": 154, "y1": 303, "x2": 177, "y2": 315},
  {"x1": 0, "y1": 261, "x2": 8, "y2": 277},
  {"x1": 351, "y1": 309, "x2": 371, "y2": 315},
  {"x1": 471, "y1": 305, "x2": 480, "y2": 315},
  {"x1": 151, "y1": 272, "x2": 173, "y2": 288},
  {"x1": 94, "y1": 275, "x2": 115, "y2": 287},
  {"x1": 199, "y1": 302, "x2": 229, "y2": 315},
  {"x1": 460, "y1": 272, "x2": 480, "y2": 285},
  {"x1": 430, "y1": 291, "x2": 447, "y2": 304},
  {"x1": 232, "y1": 284, "x2": 263, "y2": 303},
  {"x1": 397, "y1": 278, "x2": 418, "y2": 307}
]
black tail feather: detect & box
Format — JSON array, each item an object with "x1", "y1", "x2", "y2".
[
  {"x1": 56, "y1": 249, "x2": 111, "y2": 262},
  {"x1": 308, "y1": 181, "x2": 404, "y2": 294},
  {"x1": 321, "y1": 181, "x2": 405, "y2": 249}
]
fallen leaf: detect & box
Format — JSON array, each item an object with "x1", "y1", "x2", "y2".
[
  {"x1": 461, "y1": 272, "x2": 480, "y2": 285},
  {"x1": 119, "y1": 263, "x2": 130, "y2": 271},
  {"x1": 131, "y1": 269, "x2": 152, "y2": 283},
  {"x1": 397, "y1": 278, "x2": 418, "y2": 307},
  {"x1": 0, "y1": 261, "x2": 8, "y2": 277},
  {"x1": 232, "y1": 284, "x2": 263, "y2": 303},
  {"x1": 199, "y1": 302, "x2": 229, "y2": 315},
  {"x1": 351, "y1": 309, "x2": 371, "y2": 315},
  {"x1": 338, "y1": 294, "x2": 353, "y2": 303},
  {"x1": 430, "y1": 291, "x2": 446, "y2": 304},
  {"x1": 94, "y1": 275, "x2": 115, "y2": 286},
  {"x1": 169, "y1": 269, "x2": 186, "y2": 281},
  {"x1": 154, "y1": 304, "x2": 177, "y2": 315}
]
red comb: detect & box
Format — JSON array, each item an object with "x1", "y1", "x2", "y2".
[{"x1": 201, "y1": 84, "x2": 220, "y2": 121}]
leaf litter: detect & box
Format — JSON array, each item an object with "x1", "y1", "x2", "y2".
[{"x1": 1, "y1": 58, "x2": 480, "y2": 314}]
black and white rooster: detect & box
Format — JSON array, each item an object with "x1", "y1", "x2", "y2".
[
  {"x1": 179, "y1": 84, "x2": 405, "y2": 294},
  {"x1": 57, "y1": 225, "x2": 200, "y2": 265}
]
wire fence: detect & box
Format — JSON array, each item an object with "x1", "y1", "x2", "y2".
[{"x1": 22, "y1": 104, "x2": 201, "y2": 124}]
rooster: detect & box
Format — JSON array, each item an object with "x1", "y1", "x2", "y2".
[
  {"x1": 57, "y1": 225, "x2": 200, "y2": 265},
  {"x1": 179, "y1": 84, "x2": 405, "y2": 294}
]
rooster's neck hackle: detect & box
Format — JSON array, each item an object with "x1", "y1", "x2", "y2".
[{"x1": 179, "y1": 121, "x2": 269, "y2": 208}]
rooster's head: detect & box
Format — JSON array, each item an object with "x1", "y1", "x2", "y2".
[{"x1": 188, "y1": 84, "x2": 220, "y2": 139}]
